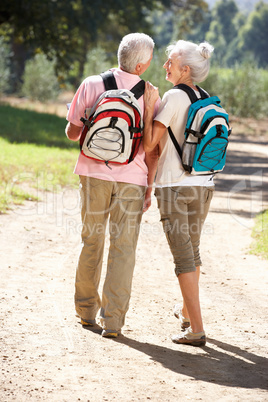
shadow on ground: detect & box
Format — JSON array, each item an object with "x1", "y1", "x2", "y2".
[
  {"x1": 114, "y1": 335, "x2": 268, "y2": 390},
  {"x1": 212, "y1": 135, "x2": 267, "y2": 219}
]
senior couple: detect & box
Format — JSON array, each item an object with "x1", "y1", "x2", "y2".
[{"x1": 66, "y1": 33, "x2": 214, "y2": 347}]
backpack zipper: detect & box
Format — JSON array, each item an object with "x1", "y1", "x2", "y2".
[
  {"x1": 200, "y1": 114, "x2": 229, "y2": 133},
  {"x1": 90, "y1": 108, "x2": 135, "y2": 134}
]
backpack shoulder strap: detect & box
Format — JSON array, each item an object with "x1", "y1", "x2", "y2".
[
  {"x1": 174, "y1": 83, "x2": 198, "y2": 103},
  {"x1": 168, "y1": 84, "x2": 210, "y2": 161},
  {"x1": 196, "y1": 85, "x2": 210, "y2": 99},
  {"x1": 100, "y1": 70, "x2": 145, "y2": 100},
  {"x1": 130, "y1": 80, "x2": 145, "y2": 100},
  {"x1": 174, "y1": 83, "x2": 210, "y2": 102},
  {"x1": 100, "y1": 70, "x2": 118, "y2": 90},
  {"x1": 168, "y1": 83, "x2": 199, "y2": 160},
  {"x1": 168, "y1": 84, "x2": 195, "y2": 160},
  {"x1": 168, "y1": 127, "x2": 182, "y2": 159}
]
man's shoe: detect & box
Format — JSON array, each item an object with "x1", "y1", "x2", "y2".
[
  {"x1": 101, "y1": 329, "x2": 120, "y2": 338},
  {"x1": 81, "y1": 318, "x2": 95, "y2": 327},
  {"x1": 173, "y1": 304, "x2": 190, "y2": 331},
  {"x1": 172, "y1": 327, "x2": 206, "y2": 347}
]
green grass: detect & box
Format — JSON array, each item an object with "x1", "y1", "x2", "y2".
[
  {"x1": 0, "y1": 104, "x2": 80, "y2": 213},
  {"x1": 0, "y1": 103, "x2": 78, "y2": 148},
  {"x1": 250, "y1": 210, "x2": 268, "y2": 260}
]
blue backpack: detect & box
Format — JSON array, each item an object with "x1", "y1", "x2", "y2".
[{"x1": 168, "y1": 84, "x2": 232, "y2": 175}]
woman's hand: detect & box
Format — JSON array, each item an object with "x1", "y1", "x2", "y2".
[{"x1": 144, "y1": 81, "x2": 159, "y2": 108}]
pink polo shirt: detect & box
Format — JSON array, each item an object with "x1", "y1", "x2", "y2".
[{"x1": 67, "y1": 68, "x2": 157, "y2": 187}]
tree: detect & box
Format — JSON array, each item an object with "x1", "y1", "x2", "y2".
[
  {"x1": 0, "y1": 0, "x2": 171, "y2": 87},
  {"x1": 0, "y1": 0, "x2": 222, "y2": 90},
  {"x1": 169, "y1": 0, "x2": 209, "y2": 40},
  {"x1": 185, "y1": 7, "x2": 212, "y2": 44},
  {"x1": 0, "y1": 36, "x2": 11, "y2": 93},
  {"x1": 240, "y1": 1, "x2": 268, "y2": 67},
  {"x1": 205, "y1": 0, "x2": 243, "y2": 65},
  {"x1": 21, "y1": 54, "x2": 59, "y2": 101}
]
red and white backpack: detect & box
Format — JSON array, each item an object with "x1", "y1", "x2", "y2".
[{"x1": 80, "y1": 70, "x2": 145, "y2": 168}]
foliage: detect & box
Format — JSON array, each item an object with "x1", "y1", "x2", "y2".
[
  {"x1": 250, "y1": 210, "x2": 268, "y2": 259},
  {"x1": 0, "y1": 36, "x2": 11, "y2": 93},
  {"x1": 1, "y1": 0, "x2": 268, "y2": 91},
  {"x1": 206, "y1": 0, "x2": 268, "y2": 14},
  {"x1": 149, "y1": 0, "x2": 209, "y2": 44},
  {"x1": 185, "y1": 8, "x2": 212, "y2": 43},
  {"x1": 21, "y1": 54, "x2": 60, "y2": 102},
  {"x1": 211, "y1": 0, "x2": 238, "y2": 43},
  {"x1": 205, "y1": 0, "x2": 244, "y2": 66},
  {"x1": 141, "y1": 47, "x2": 173, "y2": 96},
  {"x1": 83, "y1": 47, "x2": 111, "y2": 79},
  {"x1": 170, "y1": 0, "x2": 209, "y2": 39},
  {"x1": 0, "y1": 0, "x2": 168, "y2": 81},
  {"x1": 142, "y1": 54, "x2": 268, "y2": 118},
  {"x1": 240, "y1": 1, "x2": 268, "y2": 67},
  {"x1": 202, "y1": 62, "x2": 268, "y2": 118},
  {"x1": 0, "y1": 0, "x2": 215, "y2": 88},
  {"x1": 184, "y1": 0, "x2": 268, "y2": 68},
  {"x1": 147, "y1": 10, "x2": 174, "y2": 48}
]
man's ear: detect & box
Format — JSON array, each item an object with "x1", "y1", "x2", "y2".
[{"x1": 134, "y1": 63, "x2": 142, "y2": 75}]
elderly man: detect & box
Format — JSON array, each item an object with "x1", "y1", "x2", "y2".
[{"x1": 66, "y1": 33, "x2": 159, "y2": 338}]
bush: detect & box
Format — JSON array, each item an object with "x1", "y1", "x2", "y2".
[
  {"x1": 141, "y1": 47, "x2": 172, "y2": 96},
  {"x1": 21, "y1": 54, "x2": 60, "y2": 102},
  {"x1": 142, "y1": 53, "x2": 268, "y2": 118},
  {"x1": 0, "y1": 36, "x2": 11, "y2": 94},
  {"x1": 202, "y1": 62, "x2": 268, "y2": 118},
  {"x1": 83, "y1": 47, "x2": 111, "y2": 77}
]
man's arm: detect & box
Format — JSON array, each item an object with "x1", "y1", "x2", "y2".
[
  {"x1": 143, "y1": 145, "x2": 159, "y2": 213},
  {"x1": 65, "y1": 122, "x2": 82, "y2": 142}
]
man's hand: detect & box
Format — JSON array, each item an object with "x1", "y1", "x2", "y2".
[
  {"x1": 65, "y1": 122, "x2": 82, "y2": 141},
  {"x1": 143, "y1": 187, "x2": 152, "y2": 213}
]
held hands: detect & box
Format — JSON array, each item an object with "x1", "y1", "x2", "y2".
[{"x1": 144, "y1": 81, "x2": 159, "y2": 108}]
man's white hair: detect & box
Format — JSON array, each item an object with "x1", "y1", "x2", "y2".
[{"x1": 118, "y1": 33, "x2": 154, "y2": 73}]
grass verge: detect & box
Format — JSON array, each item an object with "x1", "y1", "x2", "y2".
[
  {"x1": 0, "y1": 137, "x2": 79, "y2": 213},
  {"x1": 250, "y1": 210, "x2": 268, "y2": 260},
  {"x1": 0, "y1": 103, "x2": 77, "y2": 148},
  {"x1": 0, "y1": 104, "x2": 80, "y2": 213}
]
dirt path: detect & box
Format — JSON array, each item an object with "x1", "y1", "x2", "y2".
[{"x1": 1, "y1": 132, "x2": 268, "y2": 401}]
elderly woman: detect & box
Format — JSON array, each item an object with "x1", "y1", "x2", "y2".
[{"x1": 143, "y1": 40, "x2": 215, "y2": 346}]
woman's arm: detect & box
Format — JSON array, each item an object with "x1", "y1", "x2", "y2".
[{"x1": 143, "y1": 82, "x2": 167, "y2": 153}]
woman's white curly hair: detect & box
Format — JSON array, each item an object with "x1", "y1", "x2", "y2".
[{"x1": 167, "y1": 40, "x2": 214, "y2": 83}]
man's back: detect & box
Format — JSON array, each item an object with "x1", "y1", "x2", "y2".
[{"x1": 67, "y1": 68, "x2": 149, "y2": 186}]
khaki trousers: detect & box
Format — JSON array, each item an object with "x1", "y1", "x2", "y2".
[
  {"x1": 75, "y1": 176, "x2": 145, "y2": 331},
  {"x1": 155, "y1": 186, "x2": 214, "y2": 276}
]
